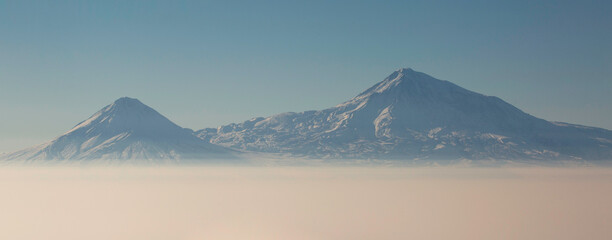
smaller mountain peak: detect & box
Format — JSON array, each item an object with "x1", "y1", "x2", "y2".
[
  {"x1": 113, "y1": 97, "x2": 142, "y2": 104},
  {"x1": 384, "y1": 67, "x2": 424, "y2": 84},
  {"x1": 109, "y1": 97, "x2": 148, "y2": 109},
  {"x1": 65, "y1": 96, "x2": 183, "y2": 137},
  {"x1": 385, "y1": 67, "x2": 419, "y2": 81},
  {"x1": 397, "y1": 67, "x2": 415, "y2": 73}
]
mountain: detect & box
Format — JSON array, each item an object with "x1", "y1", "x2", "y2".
[
  {"x1": 196, "y1": 68, "x2": 612, "y2": 162},
  {"x1": 3, "y1": 68, "x2": 611, "y2": 164},
  {"x1": 2, "y1": 97, "x2": 237, "y2": 162}
]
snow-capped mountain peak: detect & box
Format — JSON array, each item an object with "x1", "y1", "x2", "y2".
[
  {"x1": 3, "y1": 97, "x2": 237, "y2": 162},
  {"x1": 358, "y1": 68, "x2": 467, "y2": 99},
  {"x1": 196, "y1": 68, "x2": 612, "y2": 161},
  {"x1": 3, "y1": 68, "x2": 612, "y2": 163},
  {"x1": 66, "y1": 97, "x2": 187, "y2": 137}
]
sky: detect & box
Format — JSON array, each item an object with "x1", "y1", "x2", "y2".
[{"x1": 0, "y1": 0, "x2": 611, "y2": 153}]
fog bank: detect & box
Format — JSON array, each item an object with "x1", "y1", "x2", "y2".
[{"x1": 0, "y1": 167, "x2": 610, "y2": 240}]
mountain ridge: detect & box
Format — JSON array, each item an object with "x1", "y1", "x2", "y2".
[
  {"x1": 195, "y1": 68, "x2": 612, "y2": 161},
  {"x1": 3, "y1": 68, "x2": 611, "y2": 163}
]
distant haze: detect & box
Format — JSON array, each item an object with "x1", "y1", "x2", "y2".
[
  {"x1": 0, "y1": 167, "x2": 610, "y2": 240},
  {"x1": 1, "y1": 1, "x2": 611, "y2": 153}
]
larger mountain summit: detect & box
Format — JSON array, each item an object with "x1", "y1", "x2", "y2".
[{"x1": 197, "y1": 68, "x2": 612, "y2": 161}]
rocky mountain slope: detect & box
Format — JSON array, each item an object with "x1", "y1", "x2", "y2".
[{"x1": 196, "y1": 68, "x2": 612, "y2": 161}]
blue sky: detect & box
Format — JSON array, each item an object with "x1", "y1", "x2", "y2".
[{"x1": 1, "y1": 0, "x2": 611, "y2": 153}]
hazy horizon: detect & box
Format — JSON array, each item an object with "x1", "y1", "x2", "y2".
[{"x1": 1, "y1": 166, "x2": 611, "y2": 240}]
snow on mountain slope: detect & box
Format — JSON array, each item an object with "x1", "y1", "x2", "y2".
[
  {"x1": 3, "y1": 97, "x2": 237, "y2": 162},
  {"x1": 196, "y1": 68, "x2": 612, "y2": 161}
]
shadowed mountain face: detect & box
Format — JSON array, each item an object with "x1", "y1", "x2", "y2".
[
  {"x1": 3, "y1": 97, "x2": 236, "y2": 162},
  {"x1": 196, "y1": 68, "x2": 612, "y2": 161}
]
